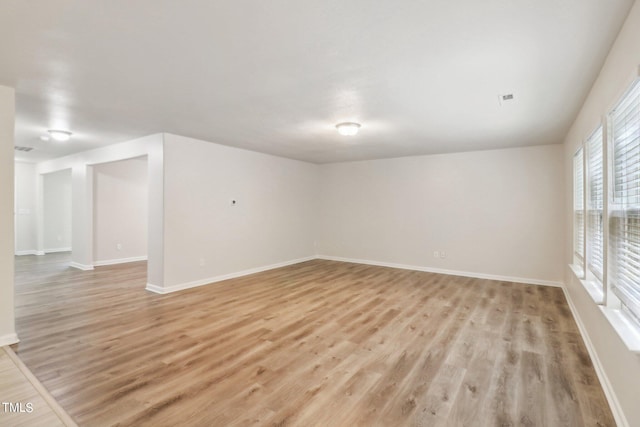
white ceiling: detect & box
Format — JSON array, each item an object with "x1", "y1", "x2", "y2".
[{"x1": 1, "y1": 0, "x2": 635, "y2": 164}]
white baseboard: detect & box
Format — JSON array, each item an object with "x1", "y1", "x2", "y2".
[
  {"x1": 146, "y1": 256, "x2": 316, "y2": 294},
  {"x1": 15, "y1": 250, "x2": 38, "y2": 256},
  {"x1": 94, "y1": 256, "x2": 147, "y2": 267},
  {"x1": 316, "y1": 255, "x2": 563, "y2": 287},
  {"x1": 69, "y1": 262, "x2": 94, "y2": 271},
  {"x1": 561, "y1": 286, "x2": 629, "y2": 427},
  {"x1": 17, "y1": 248, "x2": 71, "y2": 255},
  {"x1": 0, "y1": 333, "x2": 19, "y2": 346},
  {"x1": 44, "y1": 247, "x2": 71, "y2": 254},
  {"x1": 145, "y1": 283, "x2": 164, "y2": 294},
  {"x1": 146, "y1": 254, "x2": 560, "y2": 295}
]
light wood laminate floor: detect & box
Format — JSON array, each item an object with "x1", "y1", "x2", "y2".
[
  {"x1": 0, "y1": 346, "x2": 73, "y2": 426},
  {"x1": 13, "y1": 254, "x2": 614, "y2": 426}
]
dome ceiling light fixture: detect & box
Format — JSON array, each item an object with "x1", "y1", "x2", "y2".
[
  {"x1": 335, "y1": 122, "x2": 361, "y2": 136},
  {"x1": 48, "y1": 130, "x2": 73, "y2": 141}
]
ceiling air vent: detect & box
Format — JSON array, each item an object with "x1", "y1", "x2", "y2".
[
  {"x1": 14, "y1": 146, "x2": 34, "y2": 152},
  {"x1": 498, "y1": 93, "x2": 515, "y2": 106}
]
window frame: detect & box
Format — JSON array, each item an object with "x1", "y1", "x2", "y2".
[
  {"x1": 608, "y1": 77, "x2": 640, "y2": 328},
  {"x1": 573, "y1": 147, "x2": 586, "y2": 277},
  {"x1": 571, "y1": 76, "x2": 640, "y2": 354},
  {"x1": 586, "y1": 126, "x2": 605, "y2": 288}
]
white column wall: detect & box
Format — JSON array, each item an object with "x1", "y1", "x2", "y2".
[
  {"x1": 0, "y1": 85, "x2": 17, "y2": 346},
  {"x1": 146, "y1": 140, "x2": 164, "y2": 288},
  {"x1": 69, "y1": 164, "x2": 94, "y2": 270}
]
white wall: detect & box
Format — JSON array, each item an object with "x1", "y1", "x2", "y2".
[
  {"x1": 42, "y1": 169, "x2": 72, "y2": 252},
  {"x1": 318, "y1": 144, "x2": 564, "y2": 284},
  {"x1": 93, "y1": 157, "x2": 148, "y2": 264},
  {"x1": 14, "y1": 162, "x2": 37, "y2": 254},
  {"x1": 162, "y1": 134, "x2": 318, "y2": 290},
  {"x1": 0, "y1": 85, "x2": 17, "y2": 345},
  {"x1": 36, "y1": 134, "x2": 164, "y2": 283},
  {"x1": 562, "y1": 1, "x2": 640, "y2": 426}
]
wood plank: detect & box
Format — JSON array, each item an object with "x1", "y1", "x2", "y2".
[
  {"x1": 9, "y1": 254, "x2": 616, "y2": 426},
  {"x1": 0, "y1": 346, "x2": 74, "y2": 427}
]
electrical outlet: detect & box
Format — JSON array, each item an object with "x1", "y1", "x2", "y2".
[
  {"x1": 440, "y1": 251, "x2": 446, "y2": 259},
  {"x1": 199, "y1": 258, "x2": 205, "y2": 267},
  {"x1": 433, "y1": 251, "x2": 439, "y2": 258},
  {"x1": 116, "y1": 243, "x2": 122, "y2": 251}
]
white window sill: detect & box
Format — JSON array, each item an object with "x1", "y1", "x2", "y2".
[
  {"x1": 569, "y1": 264, "x2": 640, "y2": 353},
  {"x1": 569, "y1": 264, "x2": 604, "y2": 304},
  {"x1": 569, "y1": 263, "x2": 584, "y2": 278},
  {"x1": 600, "y1": 307, "x2": 640, "y2": 354},
  {"x1": 582, "y1": 279, "x2": 604, "y2": 305}
]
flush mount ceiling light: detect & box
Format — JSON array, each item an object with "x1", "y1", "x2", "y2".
[
  {"x1": 335, "y1": 122, "x2": 361, "y2": 136},
  {"x1": 48, "y1": 130, "x2": 72, "y2": 141}
]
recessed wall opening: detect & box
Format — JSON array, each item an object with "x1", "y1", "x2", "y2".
[
  {"x1": 92, "y1": 156, "x2": 149, "y2": 270},
  {"x1": 42, "y1": 169, "x2": 72, "y2": 255}
]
